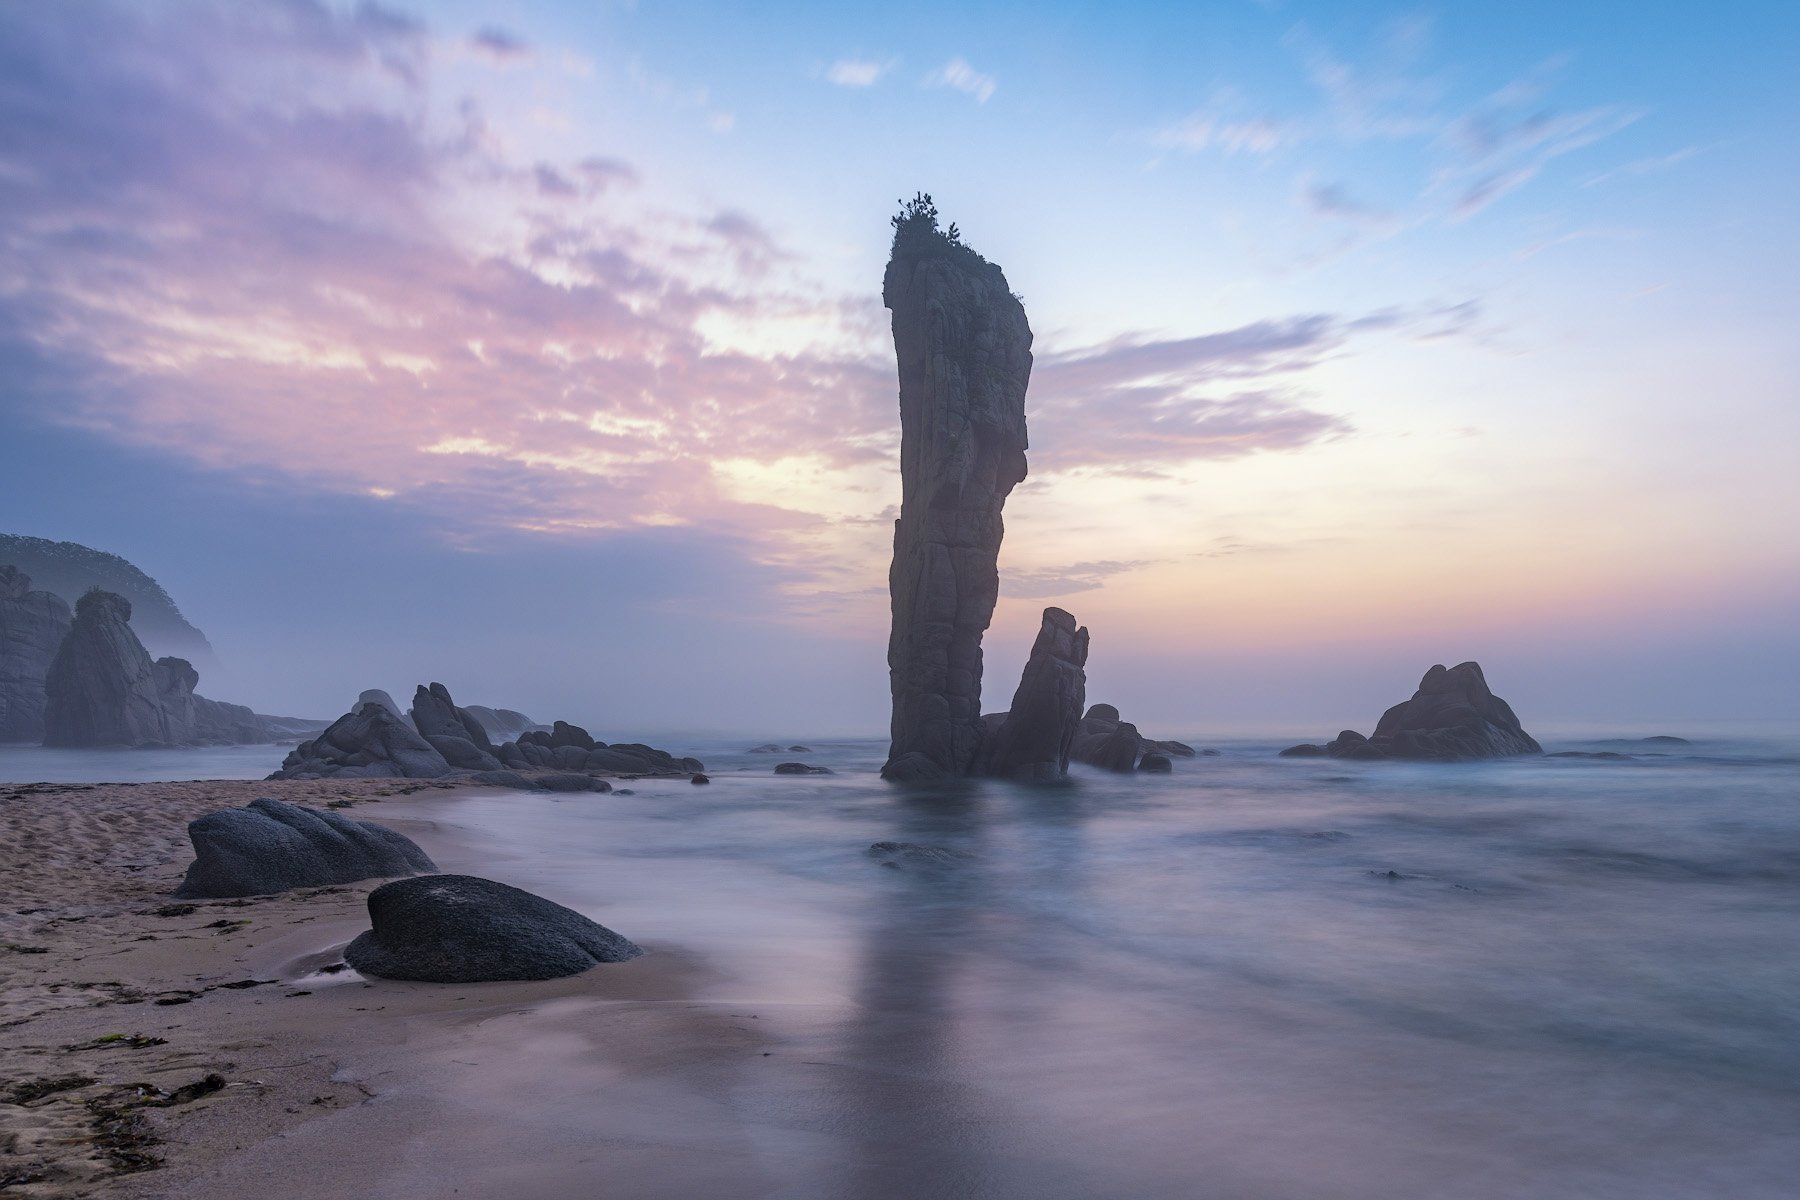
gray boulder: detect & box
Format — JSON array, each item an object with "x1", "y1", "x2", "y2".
[
  {"x1": 174, "y1": 797, "x2": 436, "y2": 899},
  {"x1": 461, "y1": 705, "x2": 540, "y2": 737},
  {"x1": 411, "y1": 682, "x2": 496, "y2": 752},
  {"x1": 881, "y1": 198, "x2": 1033, "y2": 782},
  {"x1": 0, "y1": 565, "x2": 72, "y2": 742},
  {"x1": 1139, "y1": 753, "x2": 1174, "y2": 773},
  {"x1": 774, "y1": 761, "x2": 833, "y2": 775},
  {"x1": 345, "y1": 874, "x2": 643, "y2": 983},
  {"x1": 42, "y1": 590, "x2": 166, "y2": 747},
  {"x1": 1282, "y1": 663, "x2": 1541, "y2": 762},
  {"x1": 496, "y1": 726, "x2": 702, "y2": 777},
  {"x1": 979, "y1": 606, "x2": 1089, "y2": 781},
  {"x1": 1071, "y1": 709, "x2": 1145, "y2": 772},
  {"x1": 270, "y1": 702, "x2": 453, "y2": 779}
]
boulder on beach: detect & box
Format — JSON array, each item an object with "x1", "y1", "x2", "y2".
[
  {"x1": 980, "y1": 607, "x2": 1088, "y2": 782},
  {"x1": 345, "y1": 874, "x2": 643, "y2": 983},
  {"x1": 0, "y1": 565, "x2": 72, "y2": 743},
  {"x1": 174, "y1": 797, "x2": 436, "y2": 899},
  {"x1": 271, "y1": 701, "x2": 453, "y2": 779},
  {"x1": 1280, "y1": 662, "x2": 1542, "y2": 762}
]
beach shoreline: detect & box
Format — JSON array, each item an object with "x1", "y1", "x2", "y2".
[{"x1": 0, "y1": 778, "x2": 727, "y2": 1200}]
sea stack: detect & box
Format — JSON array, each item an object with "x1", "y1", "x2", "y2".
[
  {"x1": 880, "y1": 194, "x2": 1033, "y2": 782},
  {"x1": 42, "y1": 590, "x2": 167, "y2": 747},
  {"x1": 979, "y1": 607, "x2": 1089, "y2": 781},
  {"x1": 1280, "y1": 661, "x2": 1541, "y2": 762}
]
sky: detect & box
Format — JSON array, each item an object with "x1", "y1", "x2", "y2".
[{"x1": 1, "y1": 0, "x2": 1795, "y2": 738}]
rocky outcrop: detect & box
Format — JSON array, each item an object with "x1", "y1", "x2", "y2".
[
  {"x1": 42, "y1": 590, "x2": 167, "y2": 747},
  {"x1": 152, "y1": 657, "x2": 270, "y2": 745},
  {"x1": 880, "y1": 197, "x2": 1033, "y2": 783},
  {"x1": 1067, "y1": 703, "x2": 1195, "y2": 772},
  {"x1": 271, "y1": 702, "x2": 454, "y2": 779},
  {"x1": 1280, "y1": 662, "x2": 1541, "y2": 762},
  {"x1": 0, "y1": 566, "x2": 72, "y2": 742},
  {"x1": 345, "y1": 874, "x2": 643, "y2": 983},
  {"x1": 978, "y1": 607, "x2": 1088, "y2": 781},
  {"x1": 275, "y1": 686, "x2": 702, "y2": 781},
  {"x1": 174, "y1": 797, "x2": 436, "y2": 899},
  {"x1": 495, "y1": 721, "x2": 702, "y2": 776},
  {"x1": 410, "y1": 682, "x2": 501, "y2": 771}
]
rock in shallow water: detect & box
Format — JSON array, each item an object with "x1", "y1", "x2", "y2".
[
  {"x1": 345, "y1": 874, "x2": 643, "y2": 983},
  {"x1": 1281, "y1": 662, "x2": 1541, "y2": 762},
  {"x1": 773, "y1": 762, "x2": 833, "y2": 775},
  {"x1": 980, "y1": 607, "x2": 1089, "y2": 782},
  {"x1": 174, "y1": 797, "x2": 436, "y2": 899}
]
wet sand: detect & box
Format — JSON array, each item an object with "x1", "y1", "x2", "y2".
[{"x1": 0, "y1": 780, "x2": 727, "y2": 1200}]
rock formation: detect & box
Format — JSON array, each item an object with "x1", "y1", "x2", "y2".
[
  {"x1": 174, "y1": 797, "x2": 436, "y2": 899},
  {"x1": 0, "y1": 565, "x2": 72, "y2": 742},
  {"x1": 152, "y1": 657, "x2": 270, "y2": 745},
  {"x1": 42, "y1": 590, "x2": 168, "y2": 747},
  {"x1": 271, "y1": 701, "x2": 454, "y2": 779},
  {"x1": 275, "y1": 684, "x2": 703, "y2": 781},
  {"x1": 1280, "y1": 662, "x2": 1541, "y2": 762},
  {"x1": 410, "y1": 682, "x2": 502, "y2": 770},
  {"x1": 1067, "y1": 703, "x2": 1196, "y2": 772},
  {"x1": 357, "y1": 688, "x2": 408, "y2": 723},
  {"x1": 345, "y1": 874, "x2": 643, "y2": 983},
  {"x1": 978, "y1": 607, "x2": 1089, "y2": 781},
  {"x1": 461, "y1": 705, "x2": 541, "y2": 737},
  {"x1": 881, "y1": 196, "x2": 1034, "y2": 783}
]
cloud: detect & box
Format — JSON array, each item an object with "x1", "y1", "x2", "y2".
[
  {"x1": 470, "y1": 26, "x2": 529, "y2": 61},
  {"x1": 826, "y1": 57, "x2": 892, "y2": 88},
  {"x1": 923, "y1": 58, "x2": 997, "y2": 103},
  {"x1": 1300, "y1": 181, "x2": 1400, "y2": 231},
  {"x1": 1003, "y1": 560, "x2": 1151, "y2": 599}
]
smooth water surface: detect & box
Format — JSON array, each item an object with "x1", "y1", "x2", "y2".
[{"x1": 395, "y1": 730, "x2": 1800, "y2": 1199}]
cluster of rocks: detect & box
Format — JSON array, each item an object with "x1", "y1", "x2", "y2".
[
  {"x1": 172, "y1": 798, "x2": 640, "y2": 983},
  {"x1": 880, "y1": 199, "x2": 1034, "y2": 783},
  {"x1": 1070, "y1": 704, "x2": 1197, "y2": 774},
  {"x1": 5, "y1": 578, "x2": 301, "y2": 748},
  {"x1": 978, "y1": 607, "x2": 1089, "y2": 781},
  {"x1": 1281, "y1": 662, "x2": 1541, "y2": 762},
  {"x1": 271, "y1": 682, "x2": 702, "y2": 786}
]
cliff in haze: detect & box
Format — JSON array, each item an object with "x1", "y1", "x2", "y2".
[
  {"x1": 880, "y1": 195, "x2": 1034, "y2": 783},
  {"x1": 0, "y1": 534, "x2": 214, "y2": 664}
]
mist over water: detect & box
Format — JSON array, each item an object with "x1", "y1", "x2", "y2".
[{"x1": 374, "y1": 729, "x2": 1796, "y2": 1198}]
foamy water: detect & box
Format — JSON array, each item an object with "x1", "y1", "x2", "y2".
[{"x1": 10, "y1": 731, "x2": 1800, "y2": 1197}]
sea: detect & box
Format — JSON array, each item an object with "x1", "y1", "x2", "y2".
[{"x1": 5, "y1": 728, "x2": 1799, "y2": 1198}]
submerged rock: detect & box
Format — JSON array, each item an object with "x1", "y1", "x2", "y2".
[
  {"x1": 980, "y1": 606, "x2": 1089, "y2": 781},
  {"x1": 345, "y1": 874, "x2": 642, "y2": 983},
  {"x1": 0, "y1": 565, "x2": 72, "y2": 742},
  {"x1": 867, "y1": 841, "x2": 977, "y2": 873},
  {"x1": 773, "y1": 762, "x2": 833, "y2": 775},
  {"x1": 174, "y1": 797, "x2": 436, "y2": 899},
  {"x1": 1282, "y1": 662, "x2": 1542, "y2": 762},
  {"x1": 881, "y1": 198, "x2": 1033, "y2": 782}
]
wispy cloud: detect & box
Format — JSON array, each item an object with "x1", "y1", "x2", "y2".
[
  {"x1": 923, "y1": 58, "x2": 997, "y2": 103},
  {"x1": 826, "y1": 57, "x2": 893, "y2": 88},
  {"x1": 470, "y1": 26, "x2": 530, "y2": 62},
  {"x1": 1003, "y1": 560, "x2": 1152, "y2": 599}
]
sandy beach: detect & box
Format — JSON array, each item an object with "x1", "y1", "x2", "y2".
[{"x1": 0, "y1": 779, "x2": 735, "y2": 1200}]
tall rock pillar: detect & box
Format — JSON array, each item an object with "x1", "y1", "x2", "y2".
[{"x1": 880, "y1": 197, "x2": 1033, "y2": 782}]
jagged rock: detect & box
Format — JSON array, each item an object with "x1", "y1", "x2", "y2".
[
  {"x1": 42, "y1": 591, "x2": 167, "y2": 747},
  {"x1": 345, "y1": 874, "x2": 642, "y2": 983},
  {"x1": 357, "y1": 689, "x2": 407, "y2": 723},
  {"x1": 411, "y1": 683, "x2": 496, "y2": 751},
  {"x1": 152, "y1": 657, "x2": 268, "y2": 745},
  {"x1": 0, "y1": 565, "x2": 72, "y2": 742},
  {"x1": 979, "y1": 607, "x2": 1089, "y2": 781},
  {"x1": 773, "y1": 762, "x2": 833, "y2": 775},
  {"x1": 270, "y1": 702, "x2": 453, "y2": 779},
  {"x1": 881, "y1": 201, "x2": 1033, "y2": 782},
  {"x1": 1282, "y1": 663, "x2": 1542, "y2": 762},
  {"x1": 174, "y1": 798, "x2": 436, "y2": 899}
]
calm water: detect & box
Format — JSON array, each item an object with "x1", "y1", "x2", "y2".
[{"x1": 12, "y1": 731, "x2": 1800, "y2": 1197}]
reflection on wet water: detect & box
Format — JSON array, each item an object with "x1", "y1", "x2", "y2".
[{"x1": 398, "y1": 730, "x2": 1800, "y2": 1198}]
